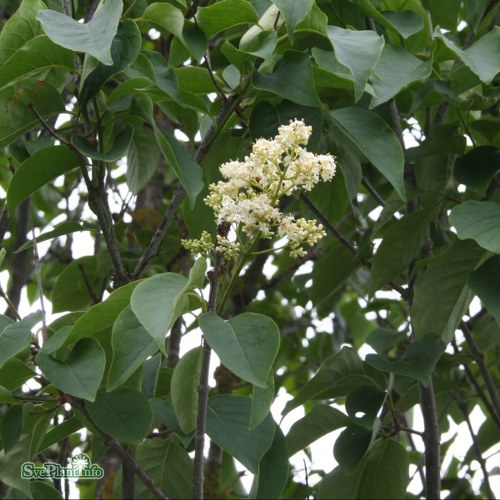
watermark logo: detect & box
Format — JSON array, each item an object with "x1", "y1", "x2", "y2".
[{"x1": 21, "y1": 453, "x2": 104, "y2": 480}]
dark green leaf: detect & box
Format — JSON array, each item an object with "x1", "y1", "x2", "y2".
[
  {"x1": 171, "y1": 347, "x2": 202, "y2": 434},
  {"x1": 381, "y1": 10, "x2": 425, "y2": 38},
  {"x1": 38, "y1": 417, "x2": 83, "y2": 452},
  {"x1": 31, "y1": 482, "x2": 63, "y2": 499},
  {"x1": 0, "y1": 312, "x2": 42, "y2": 367},
  {"x1": 412, "y1": 240, "x2": 484, "y2": 342},
  {"x1": 271, "y1": 0, "x2": 313, "y2": 41},
  {"x1": 327, "y1": 27, "x2": 384, "y2": 101},
  {"x1": 449, "y1": 201, "x2": 500, "y2": 253},
  {"x1": 107, "y1": 306, "x2": 158, "y2": 391},
  {"x1": 199, "y1": 312, "x2": 280, "y2": 388},
  {"x1": 135, "y1": 438, "x2": 193, "y2": 499},
  {"x1": 253, "y1": 51, "x2": 320, "y2": 107},
  {"x1": 0, "y1": 79, "x2": 65, "y2": 149},
  {"x1": 330, "y1": 107, "x2": 405, "y2": 200},
  {"x1": 286, "y1": 405, "x2": 351, "y2": 457},
  {"x1": 454, "y1": 146, "x2": 500, "y2": 196},
  {"x1": 206, "y1": 395, "x2": 276, "y2": 473},
  {"x1": 0, "y1": 406, "x2": 23, "y2": 453},
  {"x1": 37, "y1": 0, "x2": 123, "y2": 65},
  {"x1": 346, "y1": 386, "x2": 386, "y2": 429},
  {"x1": 0, "y1": 358, "x2": 35, "y2": 391},
  {"x1": 197, "y1": 0, "x2": 258, "y2": 37},
  {"x1": 131, "y1": 272, "x2": 188, "y2": 354},
  {"x1": 334, "y1": 424, "x2": 372, "y2": 471},
  {"x1": 140, "y1": 3, "x2": 185, "y2": 43},
  {"x1": 87, "y1": 388, "x2": 152, "y2": 444},
  {"x1": 36, "y1": 338, "x2": 105, "y2": 401},
  {"x1": 468, "y1": 255, "x2": 500, "y2": 325}
]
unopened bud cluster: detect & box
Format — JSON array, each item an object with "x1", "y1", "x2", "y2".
[{"x1": 182, "y1": 119, "x2": 336, "y2": 258}]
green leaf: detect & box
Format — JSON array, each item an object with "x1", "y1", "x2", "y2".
[
  {"x1": 199, "y1": 312, "x2": 280, "y2": 388},
  {"x1": 0, "y1": 0, "x2": 45, "y2": 66},
  {"x1": 271, "y1": 0, "x2": 313, "y2": 41},
  {"x1": 250, "y1": 371, "x2": 275, "y2": 429},
  {"x1": 171, "y1": 347, "x2": 202, "y2": 435},
  {"x1": 412, "y1": 240, "x2": 485, "y2": 342},
  {"x1": 366, "y1": 334, "x2": 446, "y2": 386},
  {"x1": 0, "y1": 435, "x2": 32, "y2": 496},
  {"x1": 0, "y1": 358, "x2": 35, "y2": 391},
  {"x1": 36, "y1": 338, "x2": 106, "y2": 401},
  {"x1": 334, "y1": 424, "x2": 372, "y2": 471},
  {"x1": 206, "y1": 395, "x2": 275, "y2": 473},
  {"x1": 0, "y1": 312, "x2": 42, "y2": 367},
  {"x1": 79, "y1": 20, "x2": 141, "y2": 107},
  {"x1": 449, "y1": 201, "x2": 500, "y2": 253},
  {"x1": 454, "y1": 146, "x2": 500, "y2": 196},
  {"x1": 37, "y1": 0, "x2": 123, "y2": 65},
  {"x1": 126, "y1": 125, "x2": 161, "y2": 195},
  {"x1": 283, "y1": 347, "x2": 379, "y2": 415},
  {"x1": 15, "y1": 221, "x2": 96, "y2": 253},
  {"x1": 51, "y1": 255, "x2": 108, "y2": 313},
  {"x1": 197, "y1": 0, "x2": 258, "y2": 37},
  {"x1": 1, "y1": 406, "x2": 23, "y2": 453},
  {"x1": 345, "y1": 386, "x2": 386, "y2": 429},
  {"x1": 250, "y1": 426, "x2": 288, "y2": 500},
  {"x1": 435, "y1": 27, "x2": 500, "y2": 84},
  {"x1": 135, "y1": 438, "x2": 193, "y2": 499},
  {"x1": 286, "y1": 405, "x2": 351, "y2": 457},
  {"x1": 370, "y1": 45, "x2": 432, "y2": 108},
  {"x1": 153, "y1": 125, "x2": 204, "y2": 208},
  {"x1": 319, "y1": 439, "x2": 409, "y2": 499},
  {"x1": 63, "y1": 281, "x2": 139, "y2": 347},
  {"x1": 330, "y1": 107, "x2": 405, "y2": 200},
  {"x1": 87, "y1": 388, "x2": 152, "y2": 444},
  {"x1": 0, "y1": 79, "x2": 65, "y2": 149},
  {"x1": 0, "y1": 35, "x2": 74, "y2": 91},
  {"x1": 31, "y1": 482, "x2": 63, "y2": 500},
  {"x1": 468, "y1": 255, "x2": 500, "y2": 325},
  {"x1": 253, "y1": 51, "x2": 320, "y2": 107},
  {"x1": 107, "y1": 306, "x2": 158, "y2": 391},
  {"x1": 327, "y1": 27, "x2": 384, "y2": 101},
  {"x1": 38, "y1": 416, "x2": 83, "y2": 452},
  {"x1": 131, "y1": 273, "x2": 188, "y2": 354},
  {"x1": 370, "y1": 210, "x2": 432, "y2": 293},
  {"x1": 71, "y1": 124, "x2": 134, "y2": 163},
  {"x1": 7, "y1": 146, "x2": 79, "y2": 214}
]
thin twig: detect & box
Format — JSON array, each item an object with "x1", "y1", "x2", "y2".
[
  {"x1": 0, "y1": 286, "x2": 21, "y2": 320},
  {"x1": 32, "y1": 228, "x2": 48, "y2": 343},
  {"x1": 0, "y1": 205, "x2": 9, "y2": 247},
  {"x1": 362, "y1": 177, "x2": 386, "y2": 207},
  {"x1": 77, "y1": 263, "x2": 100, "y2": 304},
  {"x1": 29, "y1": 105, "x2": 69, "y2": 146}
]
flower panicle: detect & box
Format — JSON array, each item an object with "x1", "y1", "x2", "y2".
[{"x1": 182, "y1": 119, "x2": 336, "y2": 259}]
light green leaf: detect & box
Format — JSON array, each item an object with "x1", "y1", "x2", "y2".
[
  {"x1": 135, "y1": 438, "x2": 193, "y2": 499},
  {"x1": 131, "y1": 273, "x2": 188, "y2": 354},
  {"x1": 199, "y1": 312, "x2": 280, "y2": 388},
  {"x1": 197, "y1": 0, "x2": 258, "y2": 37},
  {"x1": 0, "y1": 0, "x2": 45, "y2": 66},
  {"x1": 71, "y1": 125, "x2": 134, "y2": 163},
  {"x1": 366, "y1": 334, "x2": 446, "y2": 386},
  {"x1": 153, "y1": 125, "x2": 204, "y2": 208},
  {"x1": 0, "y1": 79, "x2": 65, "y2": 149},
  {"x1": 0, "y1": 312, "x2": 42, "y2": 367},
  {"x1": 250, "y1": 371, "x2": 275, "y2": 429},
  {"x1": 370, "y1": 45, "x2": 432, "y2": 108},
  {"x1": 140, "y1": 3, "x2": 187, "y2": 48},
  {"x1": 283, "y1": 347, "x2": 378, "y2": 415},
  {"x1": 449, "y1": 201, "x2": 500, "y2": 253},
  {"x1": 412, "y1": 239, "x2": 485, "y2": 342},
  {"x1": 0, "y1": 35, "x2": 73, "y2": 91},
  {"x1": 64, "y1": 280, "x2": 140, "y2": 347},
  {"x1": 7, "y1": 146, "x2": 79, "y2": 214},
  {"x1": 271, "y1": 0, "x2": 313, "y2": 41},
  {"x1": 382, "y1": 11, "x2": 425, "y2": 38},
  {"x1": 36, "y1": 338, "x2": 106, "y2": 401},
  {"x1": 435, "y1": 26, "x2": 500, "y2": 84},
  {"x1": 330, "y1": 107, "x2": 405, "y2": 200},
  {"x1": 37, "y1": 0, "x2": 123, "y2": 65},
  {"x1": 250, "y1": 426, "x2": 288, "y2": 500},
  {"x1": 138, "y1": 50, "x2": 179, "y2": 99},
  {"x1": 206, "y1": 395, "x2": 275, "y2": 473},
  {"x1": 107, "y1": 306, "x2": 158, "y2": 391},
  {"x1": 253, "y1": 50, "x2": 320, "y2": 107},
  {"x1": 370, "y1": 210, "x2": 432, "y2": 293},
  {"x1": 38, "y1": 416, "x2": 83, "y2": 453},
  {"x1": 286, "y1": 405, "x2": 351, "y2": 457},
  {"x1": 327, "y1": 27, "x2": 384, "y2": 101},
  {"x1": 87, "y1": 388, "x2": 152, "y2": 444},
  {"x1": 468, "y1": 255, "x2": 500, "y2": 326},
  {"x1": 171, "y1": 347, "x2": 202, "y2": 434}
]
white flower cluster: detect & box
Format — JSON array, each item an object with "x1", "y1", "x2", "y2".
[{"x1": 182, "y1": 119, "x2": 336, "y2": 258}]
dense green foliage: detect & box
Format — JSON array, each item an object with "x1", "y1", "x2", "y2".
[{"x1": 0, "y1": 0, "x2": 499, "y2": 498}]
